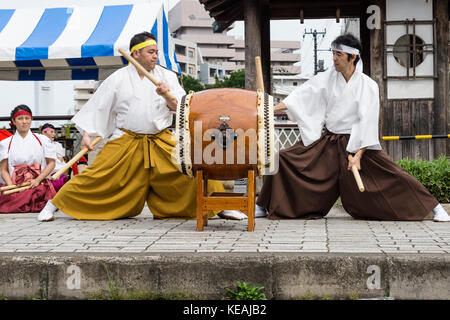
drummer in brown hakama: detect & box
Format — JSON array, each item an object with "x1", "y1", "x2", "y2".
[{"x1": 256, "y1": 34, "x2": 449, "y2": 222}]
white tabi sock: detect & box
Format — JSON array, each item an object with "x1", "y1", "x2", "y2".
[
  {"x1": 37, "y1": 200, "x2": 57, "y2": 222},
  {"x1": 218, "y1": 210, "x2": 248, "y2": 220},
  {"x1": 255, "y1": 204, "x2": 268, "y2": 218},
  {"x1": 432, "y1": 204, "x2": 450, "y2": 222}
]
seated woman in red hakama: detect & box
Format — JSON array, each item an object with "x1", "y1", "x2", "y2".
[{"x1": 0, "y1": 105, "x2": 57, "y2": 213}]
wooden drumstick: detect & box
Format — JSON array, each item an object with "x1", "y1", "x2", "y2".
[
  {"x1": 3, "y1": 184, "x2": 33, "y2": 195},
  {"x1": 255, "y1": 56, "x2": 264, "y2": 92},
  {"x1": 0, "y1": 181, "x2": 31, "y2": 191},
  {"x1": 118, "y1": 48, "x2": 176, "y2": 101},
  {"x1": 348, "y1": 154, "x2": 365, "y2": 192},
  {"x1": 51, "y1": 136, "x2": 102, "y2": 180}
]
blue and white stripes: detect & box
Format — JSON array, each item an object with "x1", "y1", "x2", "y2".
[{"x1": 0, "y1": 1, "x2": 180, "y2": 81}]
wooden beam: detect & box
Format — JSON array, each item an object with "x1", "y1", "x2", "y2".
[
  {"x1": 360, "y1": 0, "x2": 371, "y2": 75},
  {"x1": 260, "y1": 0, "x2": 271, "y2": 94},
  {"x1": 201, "y1": 0, "x2": 228, "y2": 11},
  {"x1": 244, "y1": 0, "x2": 262, "y2": 90},
  {"x1": 433, "y1": 0, "x2": 449, "y2": 157},
  {"x1": 368, "y1": 0, "x2": 386, "y2": 150},
  {"x1": 269, "y1": 0, "x2": 359, "y2": 9},
  {"x1": 270, "y1": 8, "x2": 360, "y2": 19},
  {"x1": 206, "y1": 1, "x2": 362, "y2": 32},
  {"x1": 212, "y1": 4, "x2": 243, "y2": 32}
]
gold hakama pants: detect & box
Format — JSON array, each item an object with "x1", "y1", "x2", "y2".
[{"x1": 52, "y1": 129, "x2": 224, "y2": 220}]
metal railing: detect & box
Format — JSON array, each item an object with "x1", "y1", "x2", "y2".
[{"x1": 2, "y1": 114, "x2": 446, "y2": 157}]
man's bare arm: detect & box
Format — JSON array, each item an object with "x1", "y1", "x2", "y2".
[{"x1": 274, "y1": 102, "x2": 287, "y2": 112}]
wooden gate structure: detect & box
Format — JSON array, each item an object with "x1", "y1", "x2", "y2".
[{"x1": 200, "y1": 0, "x2": 449, "y2": 161}]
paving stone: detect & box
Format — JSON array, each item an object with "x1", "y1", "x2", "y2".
[{"x1": 0, "y1": 205, "x2": 448, "y2": 254}]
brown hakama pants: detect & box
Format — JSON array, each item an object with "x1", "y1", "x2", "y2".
[{"x1": 257, "y1": 131, "x2": 438, "y2": 221}]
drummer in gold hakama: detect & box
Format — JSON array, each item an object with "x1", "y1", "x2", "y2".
[{"x1": 38, "y1": 32, "x2": 229, "y2": 222}]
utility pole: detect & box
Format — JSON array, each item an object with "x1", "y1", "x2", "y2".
[{"x1": 303, "y1": 29, "x2": 328, "y2": 75}]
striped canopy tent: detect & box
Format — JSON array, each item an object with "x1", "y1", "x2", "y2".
[{"x1": 0, "y1": 1, "x2": 180, "y2": 81}]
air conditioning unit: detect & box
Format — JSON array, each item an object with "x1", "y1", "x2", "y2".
[{"x1": 73, "y1": 82, "x2": 99, "y2": 112}]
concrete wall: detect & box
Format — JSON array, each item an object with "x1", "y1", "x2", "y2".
[{"x1": 0, "y1": 253, "x2": 448, "y2": 300}]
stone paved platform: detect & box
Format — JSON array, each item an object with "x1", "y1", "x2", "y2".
[{"x1": 0, "y1": 204, "x2": 448, "y2": 254}]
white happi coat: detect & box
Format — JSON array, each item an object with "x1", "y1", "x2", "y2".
[
  {"x1": 72, "y1": 64, "x2": 186, "y2": 140},
  {"x1": 283, "y1": 66, "x2": 382, "y2": 153},
  {"x1": 0, "y1": 130, "x2": 56, "y2": 181}
]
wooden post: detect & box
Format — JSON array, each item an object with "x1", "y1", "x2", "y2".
[
  {"x1": 244, "y1": 0, "x2": 262, "y2": 90},
  {"x1": 360, "y1": 0, "x2": 371, "y2": 75},
  {"x1": 368, "y1": 0, "x2": 387, "y2": 151},
  {"x1": 260, "y1": 0, "x2": 271, "y2": 94},
  {"x1": 433, "y1": 0, "x2": 449, "y2": 157},
  {"x1": 203, "y1": 174, "x2": 208, "y2": 227},
  {"x1": 196, "y1": 170, "x2": 204, "y2": 231},
  {"x1": 247, "y1": 170, "x2": 255, "y2": 232},
  {"x1": 255, "y1": 56, "x2": 264, "y2": 91}
]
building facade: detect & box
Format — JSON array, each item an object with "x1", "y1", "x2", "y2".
[{"x1": 169, "y1": 0, "x2": 301, "y2": 84}]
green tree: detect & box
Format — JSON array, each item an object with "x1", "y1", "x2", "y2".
[
  {"x1": 205, "y1": 69, "x2": 245, "y2": 90},
  {"x1": 223, "y1": 69, "x2": 245, "y2": 88},
  {"x1": 181, "y1": 69, "x2": 245, "y2": 92},
  {"x1": 181, "y1": 74, "x2": 204, "y2": 93}
]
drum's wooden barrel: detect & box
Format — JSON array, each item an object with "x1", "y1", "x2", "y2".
[{"x1": 175, "y1": 88, "x2": 274, "y2": 180}]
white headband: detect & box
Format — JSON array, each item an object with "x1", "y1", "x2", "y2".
[
  {"x1": 331, "y1": 43, "x2": 360, "y2": 56},
  {"x1": 331, "y1": 42, "x2": 363, "y2": 74}
]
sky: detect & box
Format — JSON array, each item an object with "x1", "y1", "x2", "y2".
[
  {"x1": 0, "y1": 0, "x2": 346, "y2": 122},
  {"x1": 227, "y1": 19, "x2": 345, "y2": 76}
]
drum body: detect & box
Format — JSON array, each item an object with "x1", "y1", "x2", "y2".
[{"x1": 175, "y1": 88, "x2": 274, "y2": 180}]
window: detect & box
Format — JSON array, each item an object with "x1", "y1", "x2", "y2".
[
  {"x1": 384, "y1": 19, "x2": 435, "y2": 79},
  {"x1": 293, "y1": 82, "x2": 298, "y2": 86},
  {"x1": 393, "y1": 34, "x2": 425, "y2": 68},
  {"x1": 175, "y1": 45, "x2": 185, "y2": 56},
  {"x1": 188, "y1": 49, "x2": 194, "y2": 58}
]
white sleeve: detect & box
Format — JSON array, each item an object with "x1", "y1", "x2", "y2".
[
  {"x1": 71, "y1": 75, "x2": 117, "y2": 138},
  {"x1": 56, "y1": 142, "x2": 65, "y2": 157},
  {"x1": 0, "y1": 138, "x2": 10, "y2": 162},
  {"x1": 161, "y1": 68, "x2": 186, "y2": 110},
  {"x1": 346, "y1": 79, "x2": 382, "y2": 153},
  {"x1": 283, "y1": 72, "x2": 329, "y2": 146},
  {"x1": 39, "y1": 134, "x2": 56, "y2": 160}
]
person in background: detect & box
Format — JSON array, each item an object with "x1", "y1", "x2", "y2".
[
  {"x1": 0, "y1": 129, "x2": 12, "y2": 185},
  {"x1": 40, "y1": 123, "x2": 68, "y2": 191},
  {"x1": 0, "y1": 105, "x2": 57, "y2": 214}
]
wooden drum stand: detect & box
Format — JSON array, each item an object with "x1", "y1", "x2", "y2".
[{"x1": 196, "y1": 170, "x2": 255, "y2": 232}]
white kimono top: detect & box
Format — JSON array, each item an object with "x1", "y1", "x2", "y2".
[
  {"x1": 72, "y1": 64, "x2": 186, "y2": 141},
  {"x1": 0, "y1": 130, "x2": 56, "y2": 181},
  {"x1": 52, "y1": 141, "x2": 66, "y2": 173},
  {"x1": 283, "y1": 67, "x2": 382, "y2": 153}
]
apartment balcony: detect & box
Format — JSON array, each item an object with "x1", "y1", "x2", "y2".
[
  {"x1": 271, "y1": 53, "x2": 301, "y2": 63},
  {"x1": 231, "y1": 39, "x2": 300, "y2": 50},
  {"x1": 200, "y1": 48, "x2": 236, "y2": 58},
  {"x1": 272, "y1": 65, "x2": 302, "y2": 75},
  {"x1": 230, "y1": 52, "x2": 244, "y2": 62},
  {"x1": 220, "y1": 61, "x2": 239, "y2": 71},
  {"x1": 179, "y1": 34, "x2": 235, "y2": 45},
  {"x1": 230, "y1": 52, "x2": 300, "y2": 63},
  {"x1": 175, "y1": 54, "x2": 196, "y2": 65}
]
